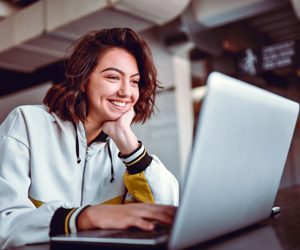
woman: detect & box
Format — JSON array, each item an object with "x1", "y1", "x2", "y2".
[{"x1": 0, "y1": 28, "x2": 178, "y2": 249}]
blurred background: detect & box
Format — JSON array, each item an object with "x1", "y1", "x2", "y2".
[{"x1": 0, "y1": 0, "x2": 300, "y2": 189}]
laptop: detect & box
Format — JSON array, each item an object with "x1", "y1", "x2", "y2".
[{"x1": 51, "y1": 72, "x2": 299, "y2": 250}]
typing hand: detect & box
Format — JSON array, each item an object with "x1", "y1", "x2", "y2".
[{"x1": 77, "y1": 203, "x2": 176, "y2": 231}]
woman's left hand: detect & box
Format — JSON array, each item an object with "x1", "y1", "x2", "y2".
[{"x1": 102, "y1": 108, "x2": 139, "y2": 155}]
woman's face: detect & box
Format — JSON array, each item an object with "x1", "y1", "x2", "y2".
[{"x1": 85, "y1": 48, "x2": 140, "y2": 126}]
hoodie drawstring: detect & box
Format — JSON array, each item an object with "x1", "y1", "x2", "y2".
[
  {"x1": 73, "y1": 122, "x2": 81, "y2": 164},
  {"x1": 107, "y1": 140, "x2": 115, "y2": 183},
  {"x1": 72, "y1": 122, "x2": 114, "y2": 182}
]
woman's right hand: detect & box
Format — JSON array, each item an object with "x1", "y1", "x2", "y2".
[{"x1": 77, "y1": 203, "x2": 176, "y2": 231}]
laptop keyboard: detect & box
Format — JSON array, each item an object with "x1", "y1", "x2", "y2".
[{"x1": 108, "y1": 223, "x2": 171, "y2": 239}]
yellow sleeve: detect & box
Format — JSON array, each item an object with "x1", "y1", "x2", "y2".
[{"x1": 123, "y1": 172, "x2": 155, "y2": 203}]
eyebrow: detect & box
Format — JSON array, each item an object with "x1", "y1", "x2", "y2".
[{"x1": 100, "y1": 67, "x2": 140, "y2": 78}]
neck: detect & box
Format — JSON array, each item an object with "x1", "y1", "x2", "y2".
[{"x1": 83, "y1": 120, "x2": 103, "y2": 146}]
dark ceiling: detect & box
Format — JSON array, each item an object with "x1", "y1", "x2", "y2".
[
  {"x1": 229, "y1": 1, "x2": 300, "y2": 86},
  {"x1": 0, "y1": 0, "x2": 65, "y2": 97},
  {"x1": 187, "y1": 0, "x2": 300, "y2": 87},
  {"x1": 1, "y1": 0, "x2": 300, "y2": 97},
  {"x1": 0, "y1": 60, "x2": 65, "y2": 97},
  {"x1": 224, "y1": 1, "x2": 300, "y2": 50},
  {"x1": 2, "y1": 0, "x2": 37, "y2": 7}
]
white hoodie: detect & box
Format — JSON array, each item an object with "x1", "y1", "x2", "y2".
[{"x1": 0, "y1": 105, "x2": 179, "y2": 249}]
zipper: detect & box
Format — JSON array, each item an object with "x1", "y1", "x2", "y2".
[{"x1": 80, "y1": 147, "x2": 89, "y2": 206}]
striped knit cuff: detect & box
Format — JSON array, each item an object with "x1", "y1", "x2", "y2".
[
  {"x1": 118, "y1": 141, "x2": 152, "y2": 175},
  {"x1": 49, "y1": 206, "x2": 90, "y2": 236},
  {"x1": 69, "y1": 206, "x2": 90, "y2": 233}
]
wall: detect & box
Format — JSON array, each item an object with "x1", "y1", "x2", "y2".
[
  {"x1": 0, "y1": 82, "x2": 52, "y2": 124},
  {"x1": 132, "y1": 28, "x2": 194, "y2": 182}
]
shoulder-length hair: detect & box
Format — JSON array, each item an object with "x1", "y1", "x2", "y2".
[{"x1": 43, "y1": 27, "x2": 159, "y2": 124}]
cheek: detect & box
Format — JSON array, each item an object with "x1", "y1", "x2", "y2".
[
  {"x1": 86, "y1": 90, "x2": 104, "y2": 110},
  {"x1": 86, "y1": 89, "x2": 98, "y2": 103},
  {"x1": 133, "y1": 88, "x2": 140, "y2": 104}
]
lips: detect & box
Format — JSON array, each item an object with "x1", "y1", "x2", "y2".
[
  {"x1": 111, "y1": 100, "x2": 126, "y2": 107},
  {"x1": 109, "y1": 100, "x2": 128, "y2": 111}
]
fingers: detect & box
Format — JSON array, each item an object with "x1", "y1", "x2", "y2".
[
  {"x1": 131, "y1": 218, "x2": 156, "y2": 231},
  {"x1": 135, "y1": 203, "x2": 175, "y2": 221},
  {"x1": 118, "y1": 108, "x2": 135, "y2": 127},
  {"x1": 77, "y1": 203, "x2": 177, "y2": 232},
  {"x1": 102, "y1": 108, "x2": 134, "y2": 138},
  {"x1": 117, "y1": 203, "x2": 176, "y2": 231},
  {"x1": 127, "y1": 203, "x2": 176, "y2": 227}
]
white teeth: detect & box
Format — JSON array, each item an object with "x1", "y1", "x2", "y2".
[{"x1": 111, "y1": 101, "x2": 125, "y2": 107}]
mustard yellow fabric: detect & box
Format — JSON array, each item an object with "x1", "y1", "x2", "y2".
[
  {"x1": 29, "y1": 197, "x2": 45, "y2": 208},
  {"x1": 123, "y1": 172, "x2": 155, "y2": 203},
  {"x1": 65, "y1": 208, "x2": 76, "y2": 234},
  {"x1": 101, "y1": 195, "x2": 124, "y2": 204}
]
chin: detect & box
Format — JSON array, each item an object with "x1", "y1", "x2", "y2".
[{"x1": 108, "y1": 113, "x2": 123, "y2": 121}]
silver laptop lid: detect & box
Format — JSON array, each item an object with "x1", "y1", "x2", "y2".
[{"x1": 169, "y1": 72, "x2": 299, "y2": 250}]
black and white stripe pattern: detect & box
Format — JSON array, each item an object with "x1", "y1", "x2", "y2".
[{"x1": 119, "y1": 142, "x2": 152, "y2": 175}]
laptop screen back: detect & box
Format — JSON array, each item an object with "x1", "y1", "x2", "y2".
[{"x1": 169, "y1": 72, "x2": 299, "y2": 250}]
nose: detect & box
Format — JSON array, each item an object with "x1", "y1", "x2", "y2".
[{"x1": 117, "y1": 80, "x2": 132, "y2": 98}]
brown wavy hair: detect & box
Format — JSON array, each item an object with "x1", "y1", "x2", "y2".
[{"x1": 43, "y1": 28, "x2": 159, "y2": 124}]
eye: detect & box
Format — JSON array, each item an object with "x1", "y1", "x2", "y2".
[
  {"x1": 131, "y1": 79, "x2": 140, "y2": 85},
  {"x1": 107, "y1": 75, "x2": 119, "y2": 80}
]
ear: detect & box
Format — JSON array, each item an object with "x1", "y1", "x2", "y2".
[{"x1": 81, "y1": 85, "x2": 86, "y2": 92}]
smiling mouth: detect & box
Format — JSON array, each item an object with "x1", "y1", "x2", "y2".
[{"x1": 110, "y1": 100, "x2": 126, "y2": 107}]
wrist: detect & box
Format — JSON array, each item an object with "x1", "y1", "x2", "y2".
[
  {"x1": 114, "y1": 129, "x2": 139, "y2": 155},
  {"x1": 49, "y1": 205, "x2": 90, "y2": 236},
  {"x1": 77, "y1": 205, "x2": 93, "y2": 231}
]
